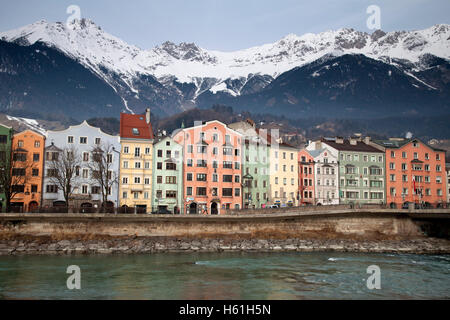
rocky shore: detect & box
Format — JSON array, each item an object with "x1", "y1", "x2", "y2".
[{"x1": 0, "y1": 237, "x2": 449, "y2": 255}]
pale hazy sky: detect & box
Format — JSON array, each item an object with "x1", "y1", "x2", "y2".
[{"x1": 0, "y1": 0, "x2": 448, "y2": 51}]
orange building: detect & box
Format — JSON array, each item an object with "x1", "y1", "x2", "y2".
[
  {"x1": 173, "y1": 120, "x2": 242, "y2": 214},
  {"x1": 10, "y1": 130, "x2": 45, "y2": 212},
  {"x1": 372, "y1": 138, "x2": 447, "y2": 208},
  {"x1": 298, "y1": 149, "x2": 315, "y2": 204}
]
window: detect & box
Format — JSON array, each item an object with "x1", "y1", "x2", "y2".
[
  {"x1": 16, "y1": 140, "x2": 23, "y2": 147},
  {"x1": 134, "y1": 192, "x2": 139, "y2": 199},
  {"x1": 134, "y1": 148, "x2": 140, "y2": 157},
  {"x1": 186, "y1": 187, "x2": 193, "y2": 196},
  {"x1": 186, "y1": 173, "x2": 193, "y2": 181},
  {"x1": 222, "y1": 188, "x2": 233, "y2": 197},
  {"x1": 197, "y1": 146, "x2": 207, "y2": 154},
  {"x1": 187, "y1": 159, "x2": 193, "y2": 167},
  {"x1": 166, "y1": 150, "x2": 171, "y2": 158},
  {"x1": 95, "y1": 138, "x2": 101, "y2": 145},
  {"x1": 83, "y1": 152, "x2": 89, "y2": 162},
  {"x1": 144, "y1": 178, "x2": 150, "y2": 185},
  {"x1": 401, "y1": 163, "x2": 407, "y2": 170},
  {"x1": 436, "y1": 165, "x2": 442, "y2": 172},
  {"x1": 235, "y1": 175, "x2": 240, "y2": 183},
  {"x1": 187, "y1": 145, "x2": 193, "y2": 153},
  {"x1": 145, "y1": 147, "x2": 151, "y2": 155},
  {"x1": 122, "y1": 177, "x2": 128, "y2": 184},
  {"x1": 235, "y1": 149, "x2": 240, "y2": 156},
  {"x1": 32, "y1": 169, "x2": 39, "y2": 177},
  {"x1": 157, "y1": 162, "x2": 162, "y2": 170},
  {"x1": 13, "y1": 153, "x2": 26, "y2": 162},
  {"x1": 223, "y1": 175, "x2": 233, "y2": 182},
  {"x1": 156, "y1": 176, "x2": 162, "y2": 183},
  {"x1": 389, "y1": 162, "x2": 395, "y2": 170},
  {"x1": 135, "y1": 162, "x2": 141, "y2": 169},
  {"x1": 436, "y1": 154, "x2": 440, "y2": 161},
  {"x1": 223, "y1": 161, "x2": 233, "y2": 169},
  {"x1": 197, "y1": 173, "x2": 207, "y2": 181},
  {"x1": 235, "y1": 188, "x2": 240, "y2": 197},
  {"x1": 80, "y1": 137, "x2": 87, "y2": 144},
  {"x1": 31, "y1": 185, "x2": 38, "y2": 193},
  {"x1": 82, "y1": 185, "x2": 88, "y2": 194},
  {"x1": 91, "y1": 186, "x2": 101, "y2": 194},
  {"x1": 123, "y1": 161, "x2": 128, "y2": 169},
  {"x1": 197, "y1": 160, "x2": 207, "y2": 167},
  {"x1": 234, "y1": 162, "x2": 240, "y2": 170},
  {"x1": 132, "y1": 128, "x2": 140, "y2": 136},
  {"x1": 123, "y1": 146, "x2": 129, "y2": 154},
  {"x1": 402, "y1": 152, "x2": 407, "y2": 158},
  {"x1": 391, "y1": 151, "x2": 395, "y2": 158},
  {"x1": 68, "y1": 136, "x2": 74, "y2": 143},
  {"x1": 82, "y1": 169, "x2": 89, "y2": 178},
  {"x1": 12, "y1": 168, "x2": 26, "y2": 176},
  {"x1": 157, "y1": 150, "x2": 163, "y2": 157},
  {"x1": 166, "y1": 162, "x2": 176, "y2": 170},
  {"x1": 223, "y1": 147, "x2": 233, "y2": 155},
  {"x1": 46, "y1": 185, "x2": 58, "y2": 193},
  {"x1": 213, "y1": 174, "x2": 218, "y2": 182},
  {"x1": 166, "y1": 191, "x2": 176, "y2": 198},
  {"x1": 144, "y1": 192, "x2": 149, "y2": 199},
  {"x1": 122, "y1": 191, "x2": 128, "y2": 199},
  {"x1": 196, "y1": 187, "x2": 207, "y2": 196},
  {"x1": 166, "y1": 176, "x2": 176, "y2": 184},
  {"x1": 134, "y1": 177, "x2": 141, "y2": 184}
]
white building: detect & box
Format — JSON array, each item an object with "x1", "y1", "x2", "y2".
[{"x1": 43, "y1": 121, "x2": 121, "y2": 209}]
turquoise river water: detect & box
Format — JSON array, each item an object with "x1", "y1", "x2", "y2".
[{"x1": 0, "y1": 252, "x2": 449, "y2": 299}]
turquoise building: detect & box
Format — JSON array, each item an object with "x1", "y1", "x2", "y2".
[
  {"x1": 151, "y1": 136, "x2": 184, "y2": 214},
  {"x1": 229, "y1": 120, "x2": 270, "y2": 208},
  {"x1": 0, "y1": 124, "x2": 13, "y2": 212}
]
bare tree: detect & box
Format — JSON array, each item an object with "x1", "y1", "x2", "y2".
[
  {"x1": 46, "y1": 145, "x2": 82, "y2": 206},
  {"x1": 0, "y1": 144, "x2": 38, "y2": 212},
  {"x1": 87, "y1": 142, "x2": 118, "y2": 210}
]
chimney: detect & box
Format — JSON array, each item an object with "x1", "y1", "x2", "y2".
[
  {"x1": 315, "y1": 141, "x2": 322, "y2": 150},
  {"x1": 335, "y1": 137, "x2": 344, "y2": 144},
  {"x1": 364, "y1": 136, "x2": 371, "y2": 145},
  {"x1": 145, "y1": 108, "x2": 151, "y2": 124},
  {"x1": 349, "y1": 138, "x2": 357, "y2": 145}
]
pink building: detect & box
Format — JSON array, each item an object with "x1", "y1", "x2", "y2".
[{"x1": 173, "y1": 120, "x2": 243, "y2": 214}]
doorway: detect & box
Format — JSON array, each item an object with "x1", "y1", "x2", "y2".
[{"x1": 211, "y1": 202, "x2": 219, "y2": 215}]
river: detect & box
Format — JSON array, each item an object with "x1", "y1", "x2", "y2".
[{"x1": 0, "y1": 252, "x2": 449, "y2": 299}]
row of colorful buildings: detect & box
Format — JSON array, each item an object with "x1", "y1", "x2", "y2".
[{"x1": 0, "y1": 111, "x2": 449, "y2": 213}]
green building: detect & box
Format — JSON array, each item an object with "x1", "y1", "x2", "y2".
[
  {"x1": 229, "y1": 120, "x2": 270, "y2": 208},
  {"x1": 152, "y1": 136, "x2": 184, "y2": 214},
  {"x1": 0, "y1": 124, "x2": 13, "y2": 212},
  {"x1": 320, "y1": 137, "x2": 386, "y2": 205}
]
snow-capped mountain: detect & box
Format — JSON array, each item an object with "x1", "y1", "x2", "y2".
[{"x1": 0, "y1": 19, "x2": 449, "y2": 119}]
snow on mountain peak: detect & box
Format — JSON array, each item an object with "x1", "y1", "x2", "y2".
[{"x1": 1, "y1": 20, "x2": 449, "y2": 95}]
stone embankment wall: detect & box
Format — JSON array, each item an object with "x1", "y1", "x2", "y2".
[{"x1": 0, "y1": 209, "x2": 448, "y2": 239}]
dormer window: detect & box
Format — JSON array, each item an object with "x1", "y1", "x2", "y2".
[{"x1": 132, "y1": 128, "x2": 139, "y2": 135}]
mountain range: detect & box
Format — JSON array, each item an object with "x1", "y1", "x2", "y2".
[{"x1": 0, "y1": 19, "x2": 449, "y2": 120}]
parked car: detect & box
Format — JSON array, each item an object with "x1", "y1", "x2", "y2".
[
  {"x1": 402, "y1": 202, "x2": 421, "y2": 209},
  {"x1": 268, "y1": 204, "x2": 280, "y2": 208},
  {"x1": 153, "y1": 207, "x2": 172, "y2": 214}
]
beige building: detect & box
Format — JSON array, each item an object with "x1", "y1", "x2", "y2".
[
  {"x1": 269, "y1": 142, "x2": 299, "y2": 206},
  {"x1": 119, "y1": 109, "x2": 154, "y2": 212}
]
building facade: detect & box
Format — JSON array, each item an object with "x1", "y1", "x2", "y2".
[
  {"x1": 173, "y1": 120, "x2": 242, "y2": 214},
  {"x1": 269, "y1": 142, "x2": 299, "y2": 207},
  {"x1": 298, "y1": 149, "x2": 315, "y2": 205},
  {"x1": 228, "y1": 120, "x2": 270, "y2": 208},
  {"x1": 43, "y1": 121, "x2": 120, "y2": 209},
  {"x1": 10, "y1": 130, "x2": 45, "y2": 212},
  {"x1": 371, "y1": 138, "x2": 447, "y2": 208},
  {"x1": 119, "y1": 109, "x2": 154, "y2": 212},
  {"x1": 315, "y1": 137, "x2": 386, "y2": 205},
  {"x1": 312, "y1": 147, "x2": 339, "y2": 205},
  {"x1": 0, "y1": 124, "x2": 13, "y2": 212},
  {"x1": 151, "y1": 136, "x2": 184, "y2": 214},
  {"x1": 446, "y1": 163, "x2": 450, "y2": 205}
]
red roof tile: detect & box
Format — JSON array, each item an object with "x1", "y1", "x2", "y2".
[{"x1": 120, "y1": 113, "x2": 154, "y2": 140}]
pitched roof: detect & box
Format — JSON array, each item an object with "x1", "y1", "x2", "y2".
[
  {"x1": 322, "y1": 138, "x2": 383, "y2": 153},
  {"x1": 120, "y1": 113, "x2": 154, "y2": 140},
  {"x1": 373, "y1": 138, "x2": 446, "y2": 152}
]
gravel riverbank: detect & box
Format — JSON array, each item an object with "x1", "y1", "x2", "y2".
[{"x1": 0, "y1": 237, "x2": 449, "y2": 255}]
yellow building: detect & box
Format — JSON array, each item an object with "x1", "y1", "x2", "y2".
[
  {"x1": 269, "y1": 142, "x2": 299, "y2": 207},
  {"x1": 119, "y1": 109, "x2": 154, "y2": 212}
]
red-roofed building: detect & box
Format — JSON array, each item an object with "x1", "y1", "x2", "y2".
[{"x1": 119, "y1": 109, "x2": 155, "y2": 212}]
